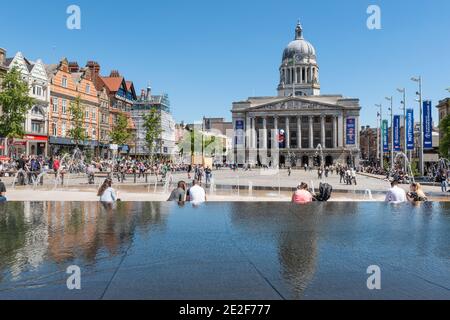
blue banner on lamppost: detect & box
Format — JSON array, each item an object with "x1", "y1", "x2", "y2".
[
  {"x1": 406, "y1": 109, "x2": 414, "y2": 151},
  {"x1": 346, "y1": 118, "x2": 356, "y2": 145},
  {"x1": 423, "y1": 100, "x2": 433, "y2": 150},
  {"x1": 393, "y1": 115, "x2": 401, "y2": 152},
  {"x1": 382, "y1": 120, "x2": 389, "y2": 152}
]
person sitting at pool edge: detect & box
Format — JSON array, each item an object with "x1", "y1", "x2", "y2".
[
  {"x1": 385, "y1": 180, "x2": 407, "y2": 204},
  {"x1": 168, "y1": 181, "x2": 187, "y2": 202},
  {"x1": 292, "y1": 182, "x2": 313, "y2": 204},
  {"x1": 97, "y1": 178, "x2": 118, "y2": 203},
  {"x1": 186, "y1": 180, "x2": 206, "y2": 204},
  {"x1": 0, "y1": 178, "x2": 7, "y2": 203},
  {"x1": 407, "y1": 183, "x2": 428, "y2": 202}
]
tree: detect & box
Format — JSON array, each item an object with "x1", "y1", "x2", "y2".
[
  {"x1": 67, "y1": 96, "x2": 86, "y2": 148},
  {"x1": 142, "y1": 108, "x2": 162, "y2": 161},
  {"x1": 110, "y1": 113, "x2": 132, "y2": 147},
  {"x1": 178, "y1": 129, "x2": 224, "y2": 158},
  {"x1": 0, "y1": 67, "x2": 35, "y2": 154},
  {"x1": 439, "y1": 115, "x2": 450, "y2": 158}
]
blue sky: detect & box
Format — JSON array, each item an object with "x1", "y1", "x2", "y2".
[{"x1": 1, "y1": 0, "x2": 448, "y2": 127}]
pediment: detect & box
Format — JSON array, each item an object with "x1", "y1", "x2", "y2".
[{"x1": 250, "y1": 97, "x2": 337, "y2": 111}]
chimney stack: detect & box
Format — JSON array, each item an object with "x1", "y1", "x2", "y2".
[
  {"x1": 86, "y1": 61, "x2": 100, "y2": 85},
  {"x1": 68, "y1": 61, "x2": 79, "y2": 73},
  {"x1": 110, "y1": 70, "x2": 120, "y2": 77}
]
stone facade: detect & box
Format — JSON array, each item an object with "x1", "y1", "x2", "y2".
[
  {"x1": 231, "y1": 23, "x2": 361, "y2": 168},
  {"x1": 46, "y1": 58, "x2": 100, "y2": 155},
  {"x1": 5, "y1": 51, "x2": 50, "y2": 157},
  {"x1": 131, "y1": 90, "x2": 175, "y2": 158}
]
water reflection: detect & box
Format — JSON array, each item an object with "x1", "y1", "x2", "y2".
[
  {"x1": 226, "y1": 203, "x2": 324, "y2": 298},
  {"x1": 0, "y1": 202, "x2": 168, "y2": 282},
  {"x1": 0, "y1": 201, "x2": 449, "y2": 299}
]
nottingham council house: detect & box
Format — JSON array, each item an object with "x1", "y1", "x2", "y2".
[{"x1": 231, "y1": 22, "x2": 361, "y2": 168}]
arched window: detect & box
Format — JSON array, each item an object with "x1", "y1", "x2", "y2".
[{"x1": 31, "y1": 106, "x2": 44, "y2": 117}]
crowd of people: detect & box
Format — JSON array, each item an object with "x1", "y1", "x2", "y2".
[
  {"x1": 0, "y1": 153, "x2": 446, "y2": 205},
  {"x1": 96, "y1": 178, "x2": 207, "y2": 206}
]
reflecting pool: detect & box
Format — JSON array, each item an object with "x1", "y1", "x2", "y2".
[{"x1": 0, "y1": 202, "x2": 449, "y2": 300}]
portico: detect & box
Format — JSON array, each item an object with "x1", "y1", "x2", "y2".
[
  {"x1": 232, "y1": 96, "x2": 360, "y2": 167},
  {"x1": 231, "y1": 22, "x2": 361, "y2": 168}
]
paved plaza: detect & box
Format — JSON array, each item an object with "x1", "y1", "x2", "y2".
[{"x1": 2, "y1": 169, "x2": 449, "y2": 202}]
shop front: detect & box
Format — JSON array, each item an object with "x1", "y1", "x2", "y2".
[
  {"x1": 10, "y1": 140, "x2": 26, "y2": 159},
  {"x1": 49, "y1": 137, "x2": 100, "y2": 157},
  {"x1": 23, "y1": 135, "x2": 48, "y2": 156}
]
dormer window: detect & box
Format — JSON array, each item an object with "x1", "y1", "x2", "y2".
[
  {"x1": 62, "y1": 76, "x2": 68, "y2": 88},
  {"x1": 86, "y1": 84, "x2": 90, "y2": 94}
]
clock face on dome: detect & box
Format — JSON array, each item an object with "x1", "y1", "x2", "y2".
[{"x1": 295, "y1": 54, "x2": 302, "y2": 62}]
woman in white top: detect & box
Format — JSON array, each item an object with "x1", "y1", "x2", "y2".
[{"x1": 97, "y1": 178, "x2": 117, "y2": 203}]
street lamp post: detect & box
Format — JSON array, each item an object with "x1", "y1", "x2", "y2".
[
  {"x1": 397, "y1": 88, "x2": 407, "y2": 169},
  {"x1": 375, "y1": 104, "x2": 383, "y2": 169},
  {"x1": 385, "y1": 96, "x2": 394, "y2": 171},
  {"x1": 411, "y1": 77, "x2": 423, "y2": 176}
]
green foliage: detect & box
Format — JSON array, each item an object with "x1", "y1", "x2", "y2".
[
  {"x1": 0, "y1": 67, "x2": 35, "y2": 139},
  {"x1": 178, "y1": 129, "x2": 224, "y2": 157},
  {"x1": 439, "y1": 115, "x2": 450, "y2": 158},
  {"x1": 383, "y1": 159, "x2": 389, "y2": 171},
  {"x1": 410, "y1": 160, "x2": 420, "y2": 177},
  {"x1": 67, "y1": 96, "x2": 86, "y2": 146},
  {"x1": 142, "y1": 108, "x2": 162, "y2": 159},
  {"x1": 110, "y1": 113, "x2": 132, "y2": 146}
]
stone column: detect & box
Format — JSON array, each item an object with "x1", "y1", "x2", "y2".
[
  {"x1": 309, "y1": 116, "x2": 314, "y2": 149},
  {"x1": 338, "y1": 115, "x2": 344, "y2": 147},
  {"x1": 246, "y1": 115, "x2": 251, "y2": 150},
  {"x1": 297, "y1": 116, "x2": 302, "y2": 149},
  {"x1": 285, "y1": 116, "x2": 290, "y2": 149},
  {"x1": 262, "y1": 116, "x2": 267, "y2": 149},
  {"x1": 252, "y1": 117, "x2": 257, "y2": 149},
  {"x1": 333, "y1": 116, "x2": 338, "y2": 148},
  {"x1": 274, "y1": 116, "x2": 279, "y2": 150},
  {"x1": 321, "y1": 115, "x2": 326, "y2": 148},
  {"x1": 356, "y1": 116, "x2": 360, "y2": 149}
]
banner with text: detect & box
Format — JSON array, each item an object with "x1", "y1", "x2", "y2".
[
  {"x1": 382, "y1": 120, "x2": 389, "y2": 152},
  {"x1": 406, "y1": 109, "x2": 414, "y2": 151},
  {"x1": 393, "y1": 115, "x2": 401, "y2": 152},
  {"x1": 346, "y1": 118, "x2": 356, "y2": 145},
  {"x1": 423, "y1": 100, "x2": 433, "y2": 149},
  {"x1": 235, "y1": 120, "x2": 244, "y2": 145}
]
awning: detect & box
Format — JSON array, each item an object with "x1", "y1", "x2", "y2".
[{"x1": 49, "y1": 137, "x2": 99, "y2": 147}]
